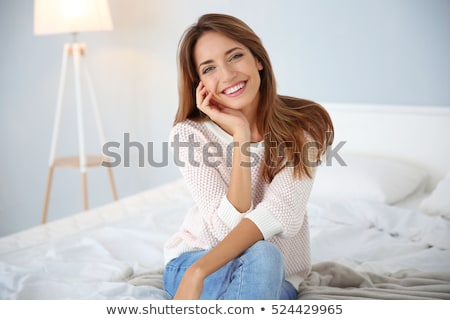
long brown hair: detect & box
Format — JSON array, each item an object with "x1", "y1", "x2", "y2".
[{"x1": 174, "y1": 13, "x2": 334, "y2": 182}]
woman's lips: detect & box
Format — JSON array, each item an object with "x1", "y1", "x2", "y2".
[{"x1": 222, "y1": 81, "x2": 247, "y2": 97}]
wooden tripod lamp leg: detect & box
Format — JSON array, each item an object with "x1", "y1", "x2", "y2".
[
  {"x1": 42, "y1": 44, "x2": 70, "y2": 224},
  {"x1": 81, "y1": 172, "x2": 88, "y2": 210},
  {"x1": 83, "y1": 48, "x2": 119, "y2": 202},
  {"x1": 42, "y1": 166, "x2": 55, "y2": 224},
  {"x1": 73, "y1": 43, "x2": 89, "y2": 211},
  {"x1": 107, "y1": 167, "x2": 118, "y2": 201}
]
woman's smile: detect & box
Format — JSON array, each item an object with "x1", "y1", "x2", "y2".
[{"x1": 222, "y1": 81, "x2": 247, "y2": 97}]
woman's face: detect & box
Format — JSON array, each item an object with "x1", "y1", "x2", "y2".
[{"x1": 194, "y1": 31, "x2": 263, "y2": 112}]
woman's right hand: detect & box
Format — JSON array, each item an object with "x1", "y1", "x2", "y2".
[
  {"x1": 196, "y1": 81, "x2": 250, "y2": 138},
  {"x1": 173, "y1": 266, "x2": 204, "y2": 300}
]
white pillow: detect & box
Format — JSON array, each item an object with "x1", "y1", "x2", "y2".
[
  {"x1": 310, "y1": 154, "x2": 428, "y2": 204},
  {"x1": 419, "y1": 170, "x2": 450, "y2": 218}
]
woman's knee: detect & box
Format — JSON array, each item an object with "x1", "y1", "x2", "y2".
[{"x1": 243, "y1": 241, "x2": 284, "y2": 275}]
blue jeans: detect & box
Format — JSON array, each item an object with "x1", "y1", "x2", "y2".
[{"x1": 163, "y1": 241, "x2": 298, "y2": 300}]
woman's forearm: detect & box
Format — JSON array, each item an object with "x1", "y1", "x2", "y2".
[
  {"x1": 191, "y1": 218, "x2": 263, "y2": 279},
  {"x1": 173, "y1": 218, "x2": 263, "y2": 299},
  {"x1": 227, "y1": 131, "x2": 252, "y2": 213}
]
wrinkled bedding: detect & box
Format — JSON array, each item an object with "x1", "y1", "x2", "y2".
[
  {"x1": 298, "y1": 261, "x2": 450, "y2": 299},
  {"x1": 0, "y1": 180, "x2": 449, "y2": 299}
]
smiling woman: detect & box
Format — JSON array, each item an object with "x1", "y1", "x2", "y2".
[
  {"x1": 194, "y1": 31, "x2": 263, "y2": 118},
  {"x1": 163, "y1": 13, "x2": 334, "y2": 300}
]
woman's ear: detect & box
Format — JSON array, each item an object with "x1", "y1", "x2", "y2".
[
  {"x1": 254, "y1": 56, "x2": 263, "y2": 71},
  {"x1": 257, "y1": 60, "x2": 263, "y2": 71}
]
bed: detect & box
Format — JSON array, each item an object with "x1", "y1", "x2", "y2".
[{"x1": 1, "y1": 103, "x2": 449, "y2": 300}]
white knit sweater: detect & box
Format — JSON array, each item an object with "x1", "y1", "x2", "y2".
[{"x1": 164, "y1": 119, "x2": 314, "y2": 288}]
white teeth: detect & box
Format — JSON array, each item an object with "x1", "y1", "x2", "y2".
[{"x1": 224, "y1": 82, "x2": 245, "y2": 94}]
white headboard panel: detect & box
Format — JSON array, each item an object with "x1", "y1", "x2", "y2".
[{"x1": 322, "y1": 102, "x2": 450, "y2": 190}]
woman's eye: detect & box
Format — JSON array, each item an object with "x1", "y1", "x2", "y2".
[
  {"x1": 229, "y1": 53, "x2": 243, "y2": 62},
  {"x1": 202, "y1": 66, "x2": 215, "y2": 74}
]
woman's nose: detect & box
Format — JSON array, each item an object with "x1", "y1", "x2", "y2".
[{"x1": 219, "y1": 65, "x2": 237, "y2": 83}]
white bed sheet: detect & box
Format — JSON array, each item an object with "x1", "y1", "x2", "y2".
[
  {"x1": 0, "y1": 179, "x2": 449, "y2": 299},
  {"x1": 0, "y1": 179, "x2": 191, "y2": 299},
  {"x1": 308, "y1": 198, "x2": 450, "y2": 274}
]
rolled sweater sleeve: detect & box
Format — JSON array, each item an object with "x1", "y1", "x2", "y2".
[
  {"x1": 218, "y1": 196, "x2": 253, "y2": 229},
  {"x1": 246, "y1": 166, "x2": 315, "y2": 240}
]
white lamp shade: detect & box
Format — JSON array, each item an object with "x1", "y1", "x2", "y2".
[{"x1": 34, "y1": 0, "x2": 113, "y2": 35}]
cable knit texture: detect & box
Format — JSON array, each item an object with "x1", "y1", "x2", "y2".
[{"x1": 164, "y1": 119, "x2": 315, "y2": 288}]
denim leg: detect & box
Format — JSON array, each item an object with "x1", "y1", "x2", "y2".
[
  {"x1": 163, "y1": 241, "x2": 298, "y2": 300},
  {"x1": 163, "y1": 250, "x2": 218, "y2": 299},
  {"x1": 280, "y1": 279, "x2": 298, "y2": 300},
  {"x1": 222, "y1": 241, "x2": 288, "y2": 299},
  {"x1": 164, "y1": 250, "x2": 241, "y2": 299}
]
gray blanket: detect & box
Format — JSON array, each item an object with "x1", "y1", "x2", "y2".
[
  {"x1": 128, "y1": 262, "x2": 450, "y2": 299},
  {"x1": 297, "y1": 262, "x2": 450, "y2": 299}
]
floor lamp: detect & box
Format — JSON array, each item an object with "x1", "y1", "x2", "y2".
[{"x1": 34, "y1": 0, "x2": 118, "y2": 223}]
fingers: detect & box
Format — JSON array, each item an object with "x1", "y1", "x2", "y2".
[{"x1": 196, "y1": 81, "x2": 214, "y2": 115}]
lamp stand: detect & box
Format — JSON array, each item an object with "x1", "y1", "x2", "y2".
[{"x1": 42, "y1": 41, "x2": 118, "y2": 224}]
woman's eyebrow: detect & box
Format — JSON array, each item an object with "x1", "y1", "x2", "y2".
[
  {"x1": 225, "y1": 47, "x2": 243, "y2": 56},
  {"x1": 198, "y1": 47, "x2": 243, "y2": 69}
]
